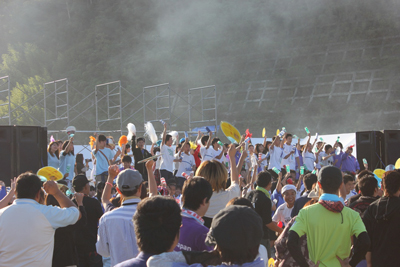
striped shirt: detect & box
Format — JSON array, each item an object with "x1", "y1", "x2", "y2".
[{"x1": 96, "y1": 198, "x2": 141, "y2": 266}]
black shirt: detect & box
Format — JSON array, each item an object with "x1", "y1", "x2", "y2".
[
  {"x1": 246, "y1": 189, "x2": 272, "y2": 239},
  {"x1": 73, "y1": 196, "x2": 103, "y2": 252},
  {"x1": 52, "y1": 206, "x2": 87, "y2": 267},
  {"x1": 291, "y1": 192, "x2": 311, "y2": 218},
  {"x1": 363, "y1": 196, "x2": 400, "y2": 267},
  {"x1": 131, "y1": 136, "x2": 152, "y2": 180}
]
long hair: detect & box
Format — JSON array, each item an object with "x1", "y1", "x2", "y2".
[
  {"x1": 47, "y1": 141, "x2": 59, "y2": 159},
  {"x1": 62, "y1": 140, "x2": 74, "y2": 156}
]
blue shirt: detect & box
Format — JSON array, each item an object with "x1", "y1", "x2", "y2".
[
  {"x1": 58, "y1": 150, "x2": 75, "y2": 178},
  {"x1": 47, "y1": 152, "x2": 59, "y2": 169},
  {"x1": 93, "y1": 148, "x2": 113, "y2": 175},
  {"x1": 115, "y1": 252, "x2": 153, "y2": 267},
  {"x1": 333, "y1": 150, "x2": 343, "y2": 169},
  {"x1": 271, "y1": 189, "x2": 284, "y2": 216}
]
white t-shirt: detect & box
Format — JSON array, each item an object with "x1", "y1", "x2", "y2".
[
  {"x1": 302, "y1": 150, "x2": 316, "y2": 171},
  {"x1": 201, "y1": 147, "x2": 214, "y2": 162},
  {"x1": 315, "y1": 151, "x2": 323, "y2": 169},
  {"x1": 258, "y1": 153, "x2": 268, "y2": 170},
  {"x1": 205, "y1": 182, "x2": 241, "y2": 218},
  {"x1": 155, "y1": 151, "x2": 161, "y2": 169},
  {"x1": 281, "y1": 143, "x2": 299, "y2": 170},
  {"x1": 319, "y1": 151, "x2": 334, "y2": 168},
  {"x1": 268, "y1": 146, "x2": 283, "y2": 170},
  {"x1": 176, "y1": 152, "x2": 195, "y2": 178},
  {"x1": 272, "y1": 203, "x2": 293, "y2": 225},
  {"x1": 160, "y1": 145, "x2": 175, "y2": 173},
  {"x1": 211, "y1": 148, "x2": 224, "y2": 163}
]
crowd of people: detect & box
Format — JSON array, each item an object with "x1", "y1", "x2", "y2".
[{"x1": 0, "y1": 123, "x2": 399, "y2": 267}]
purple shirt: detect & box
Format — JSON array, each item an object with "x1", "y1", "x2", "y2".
[
  {"x1": 341, "y1": 153, "x2": 360, "y2": 173},
  {"x1": 115, "y1": 252, "x2": 153, "y2": 267},
  {"x1": 333, "y1": 150, "x2": 344, "y2": 169},
  {"x1": 174, "y1": 216, "x2": 213, "y2": 252}
]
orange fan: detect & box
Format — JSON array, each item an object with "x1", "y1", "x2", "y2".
[
  {"x1": 118, "y1": 135, "x2": 128, "y2": 147},
  {"x1": 89, "y1": 136, "x2": 96, "y2": 147}
]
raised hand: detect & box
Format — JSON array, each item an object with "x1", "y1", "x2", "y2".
[
  {"x1": 74, "y1": 192, "x2": 84, "y2": 206},
  {"x1": 108, "y1": 165, "x2": 120, "y2": 178},
  {"x1": 43, "y1": 180, "x2": 61, "y2": 196}
]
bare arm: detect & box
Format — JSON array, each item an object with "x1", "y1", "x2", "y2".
[
  {"x1": 44, "y1": 181, "x2": 78, "y2": 212},
  {"x1": 276, "y1": 172, "x2": 283, "y2": 193},
  {"x1": 205, "y1": 131, "x2": 213, "y2": 149},
  {"x1": 228, "y1": 145, "x2": 239, "y2": 184},
  {"x1": 195, "y1": 131, "x2": 201, "y2": 144},
  {"x1": 0, "y1": 178, "x2": 16, "y2": 208},
  {"x1": 262, "y1": 134, "x2": 267, "y2": 148},
  {"x1": 146, "y1": 160, "x2": 158, "y2": 197},
  {"x1": 150, "y1": 143, "x2": 155, "y2": 156},
  {"x1": 267, "y1": 221, "x2": 283, "y2": 234},
  {"x1": 101, "y1": 165, "x2": 119, "y2": 209},
  {"x1": 237, "y1": 149, "x2": 248, "y2": 174},
  {"x1": 161, "y1": 123, "x2": 167, "y2": 147}
]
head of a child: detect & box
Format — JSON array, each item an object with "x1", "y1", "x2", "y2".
[
  {"x1": 256, "y1": 171, "x2": 272, "y2": 191},
  {"x1": 122, "y1": 155, "x2": 132, "y2": 169},
  {"x1": 324, "y1": 144, "x2": 333, "y2": 154},
  {"x1": 282, "y1": 185, "x2": 296, "y2": 207}
]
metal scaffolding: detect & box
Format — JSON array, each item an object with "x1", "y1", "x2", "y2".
[
  {"x1": 95, "y1": 80, "x2": 123, "y2": 132},
  {"x1": 44, "y1": 78, "x2": 70, "y2": 127},
  {"x1": 0, "y1": 76, "x2": 11, "y2": 125},
  {"x1": 188, "y1": 85, "x2": 217, "y2": 132},
  {"x1": 143, "y1": 83, "x2": 171, "y2": 130}
]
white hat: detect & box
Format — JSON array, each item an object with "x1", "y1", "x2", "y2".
[{"x1": 282, "y1": 184, "x2": 296, "y2": 194}]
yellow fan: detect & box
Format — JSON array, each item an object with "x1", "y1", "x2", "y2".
[
  {"x1": 395, "y1": 158, "x2": 400, "y2": 169},
  {"x1": 373, "y1": 169, "x2": 385, "y2": 179},
  {"x1": 37, "y1": 166, "x2": 63, "y2": 181},
  {"x1": 220, "y1": 121, "x2": 241, "y2": 144},
  {"x1": 268, "y1": 258, "x2": 275, "y2": 267},
  {"x1": 276, "y1": 129, "x2": 280, "y2": 136},
  {"x1": 262, "y1": 128, "x2": 266, "y2": 138}
]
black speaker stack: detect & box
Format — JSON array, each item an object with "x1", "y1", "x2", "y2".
[
  {"x1": 356, "y1": 130, "x2": 400, "y2": 171},
  {"x1": 0, "y1": 125, "x2": 47, "y2": 186}
]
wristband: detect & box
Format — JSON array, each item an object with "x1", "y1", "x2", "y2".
[{"x1": 106, "y1": 182, "x2": 113, "y2": 187}]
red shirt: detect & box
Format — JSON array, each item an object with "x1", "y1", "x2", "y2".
[{"x1": 194, "y1": 145, "x2": 201, "y2": 167}]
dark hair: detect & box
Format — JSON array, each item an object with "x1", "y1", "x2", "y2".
[
  {"x1": 140, "y1": 181, "x2": 148, "y2": 199},
  {"x1": 165, "y1": 134, "x2": 172, "y2": 143},
  {"x1": 304, "y1": 173, "x2": 318, "y2": 191},
  {"x1": 359, "y1": 175, "x2": 378, "y2": 196},
  {"x1": 119, "y1": 184, "x2": 141, "y2": 197},
  {"x1": 256, "y1": 171, "x2": 272, "y2": 188},
  {"x1": 226, "y1": 197, "x2": 254, "y2": 209},
  {"x1": 324, "y1": 144, "x2": 332, "y2": 152},
  {"x1": 62, "y1": 140, "x2": 74, "y2": 156},
  {"x1": 285, "y1": 133, "x2": 293, "y2": 138},
  {"x1": 47, "y1": 141, "x2": 59, "y2": 159},
  {"x1": 182, "y1": 177, "x2": 212, "y2": 211},
  {"x1": 175, "y1": 143, "x2": 182, "y2": 153},
  {"x1": 45, "y1": 194, "x2": 60, "y2": 207},
  {"x1": 97, "y1": 182, "x2": 105, "y2": 191},
  {"x1": 211, "y1": 137, "x2": 220, "y2": 146},
  {"x1": 343, "y1": 174, "x2": 355, "y2": 185},
  {"x1": 382, "y1": 171, "x2": 400, "y2": 197},
  {"x1": 201, "y1": 135, "x2": 209, "y2": 146},
  {"x1": 153, "y1": 147, "x2": 161, "y2": 153},
  {"x1": 75, "y1": 153, "x2": 85, "y2": 174},
  {"x1": 124, "y1": 144, "x2": 131, "y2": 154},
  {"x1": 90, "y1": 185, "x2": 96, "y2": 191},
  {"x1": 219, "y1": 244, "x2": 259, "y2": 265},
  {"x1": 272, "y1": 136, "x2": 278, "y2": 141},
  {"x1": 134, "y1": 196, "x2": 181, "y2": 254},
  {"x1": 255, "y1": 144, "x2": 263, "y2": 154},
  {"x1": 98, "y1": 134, "x2": 107, "y2": 142},
  {"x1": 137, "y1": 137, "x2": 145, "y2": 143},
  {"x1": 358, "y1": 170, "x2": 373, "y2": 180},
  {"x1": 320, "y1": 174, "x2": 343, "y2": 194},
  {"x1": 16, "y1": 172, "x2": 42, "y2": 200},
  {"x1": 337, "y1": 142, "x2": 343, "y2": 149},
  {"x1": 122, "y1": 155, "x2": 132, "y2": 163}
]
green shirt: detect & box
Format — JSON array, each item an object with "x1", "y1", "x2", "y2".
[{"x1": 290, "y1": 203, "x2": 366, "y2": 267}]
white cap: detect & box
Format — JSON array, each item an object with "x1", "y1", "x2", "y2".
[{"x1": 282, "y1": 184, "x2": 297, "y2": 194}]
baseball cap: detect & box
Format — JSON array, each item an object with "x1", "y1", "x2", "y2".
[
  {"x1": 116, "y1": 169, "x2": 143, "y2": 191},
  {"x1": 72, "y1": 175, "x2": 90, "y2": 191},
  {"x1": 282, "y1": 184, "x2": 296, "y2": 194},
  {"x1": 205, "y1": 205, "x2": 262, "y2": 251}
]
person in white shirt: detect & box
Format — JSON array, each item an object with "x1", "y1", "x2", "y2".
[
  {"x1": 199, "y1": 132, "x2": 213, "y2": 163},
  {"x1": 210, "y1": 137, "x2": 226, "y2": 163},
  {"x1": 255, "y1": 135, "x2": 268, "y2": 173},
  {"x1": 268, "y1": 136, "x2": 283, "y2": 179},
  {"x1": 281, "y1": 134, "x2": 300, "y2": 175},
  {"x1": 272, "y1": 184, "x2": 297, "y2": 227},
  {"x1": 319, "y1": 144, "x2": 335, "y2": 168},
  {"x1": 175, "y1": 140, "x2": 196, "y2": 188},
  {"x1": 302, "y1": 132, "x2": 318, "y2": 172},
  {"x1": 160, "y1": 123, "x2": 182, "y2": 183},
  {"x1": 0, "y1": 173, "x2": 81, "y2": 267}
]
